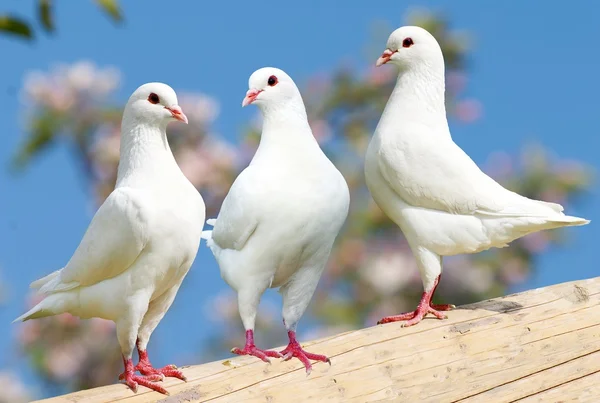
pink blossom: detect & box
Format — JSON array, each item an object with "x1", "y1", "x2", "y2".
[
  {"x1": 56, "y1": 313, "x2": 79, "y2": 326},
  {"x1": 18, "y1": 320, "x2": 41, "y2": 346},
  {"x1": 360, "y1": 249, "x2": 416, "y2": 295},
  {"x1": 89, "y1": 318, "x2": 115, "y2": 334},
  {"x1": 446, "y1": 71, "x2": 468, "y2": 94},
  {"x1": 310, "y1": 119, "x2": 333, "y2": 144},
  {"x1": 45, "y1": 346, "x2": 83, "y2": 380},
  {"x1": 501, "y1": 258, "x2": 528, "y2": 285},
  {"x1": 367, "y1": 65, "x2": 395, "y2": 86},
  {"x1": 539, "y1": 189, "x2": 566, "y2": 206},
  {"x1": 178, "y1": 93, "x2": 220, "y2": 126},
  {"x1": 455, "y1": 98, "x2": 482, "y2": 123},
  {"x1": 0, "y1": 371, "x2": 31, "y2": 403},
  {"x1": 521, "y1": 232, "x2": 549, "y2": 254}
]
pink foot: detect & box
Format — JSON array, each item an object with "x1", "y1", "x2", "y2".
[
  {"x1": 231, "y1": 329, "x2": 283, "y2": 363},
  {"x1": 280, "y1": 330, "x2": 330, "y2": 375},
  {"x1": 135, "y1": 342, "x2": 187, "y2": 382},
  {"x1": 377, "y1": 275, "x2": 455, "y2": 327},
  {"x1": 119, "y1": 356, "x2": 169, "y2": 395}
]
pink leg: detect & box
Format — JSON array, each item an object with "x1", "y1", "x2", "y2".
[
  {"x1": 119, "y1": 356, "x2": 169, "y2": 395},
  {"x1": 134, "y1": 339, "x2": 187, "y2": 382},
  {"x1": 377, "y1": 275, "x2": 455, "y2": 327},
  {"x1": 231, "y1": 329, "x2": 283, "y2": 363},
  {"x1": 280, "y1": 330, "x2": 330, "y2": 375}
]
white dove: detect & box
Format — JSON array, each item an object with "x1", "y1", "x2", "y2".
[
  {"x1": 365, "y1": 26, "x2": 589, "y2": 327},
  {"x1": 202, "y1": 67, "x2": 349, "y2": 373},
  {"x1": 14, "y1": 83, "x2": 206, "y2": 394}
]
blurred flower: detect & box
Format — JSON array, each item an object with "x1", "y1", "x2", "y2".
[
  {"x1": 367, "y1": 65, "x2": 396, "y2": 86},
  {"x1": 22, "y1": 61, "x2": 120, "y2": 111},
  {"x1": 521, "y1": 232, "x2": 550, "y2": 254},
  {"x1": 204, "y1": 289, "x2": 239, "y2": 323},
  {"x1": 178, "y1": 93, "x2": 220, "y2": 127},
  {"x1": 359, "y1": 247, "x2": 416, "y2": 296},
  {"x1": 446, "y1": 71, "x2": 467, "y2": 94},
  {"x1": 500, "y1": 258, "x2": 528, "y2": 285},
  {"x1": 0, "y1": 371, "x2": 31, "y2": 403},
  {"x1": 454, "y1": 98, "x2": 482, "y2": 123},
  {"x1": 175, "y1": 138, "x2": 238, "y2": 192},
  {"x1": 444, "y1": 257, "x2": 494, "y2": 295},
  {"x1": 539, "y1": 189, "x2": 567, "y2": 206},
  {"x1": 90, "y1": 125, "x2": 121, "y2": 180},
  {"x1": 310, "y1": 119, "x2": 333, "y2": 144}
]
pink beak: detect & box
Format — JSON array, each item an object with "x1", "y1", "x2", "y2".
[
  {"x1": 242, "y1": 89, "x2": 263, "y2": 107},
  {"x1": 165, "y1": 105, "x2": 188, "y2": 124},
  {"x1": 376, "y1": 49, "x2": 397, "y2": 67}
]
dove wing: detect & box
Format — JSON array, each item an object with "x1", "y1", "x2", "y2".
[
  {"x1": 211, "y1": 168, "x2": 260, "y2": 251},
  {"x1": 377, "y1": 129, "x2": 510, "y2": 215},
  {"x1": 57, "y1": 187, "x2": 150, "y2": 289}
]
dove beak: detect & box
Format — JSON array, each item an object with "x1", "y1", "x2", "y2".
[
  {"x1": 376, "y1": 49, "x2": 397, "y2": 67},
  {"x1": 165, "y1": 105, "x2": 188, "y2": 124},
  {"x1": 242, "y1": 89, "x2": 263, "y2": 107}
]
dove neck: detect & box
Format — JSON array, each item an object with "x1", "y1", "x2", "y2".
[
  {"x1": 384, "y1": 66, "x2": 447, "y2": 126},
  {"x1": 116, "y1": 121, "x2": 178, "y2": 185},
  {"x1": 258, "y1": 104, "x2": 316, "y2": 149}
]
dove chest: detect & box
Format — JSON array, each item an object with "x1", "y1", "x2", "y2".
[{"x1": 145, "y1": 187, "x2": 205, "y2": 292}]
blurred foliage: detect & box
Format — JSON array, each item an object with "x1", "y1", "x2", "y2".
[
  {"x1": 12, "y1": 9, "x2": 591, "y2": 396},
  {"x1": 0, "y1": 0, "x2": 122, "y2": 41}
]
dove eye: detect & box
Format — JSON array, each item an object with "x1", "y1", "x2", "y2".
[
  {"x1": 267, "y1": 75, "x2": 278, "y2": 86},
  {"x1": 148, "y1": 93, "x2": 160, "y2": 104},
  {"x1": 402, "y1": 38, "x2": 414, "y2": 48}
]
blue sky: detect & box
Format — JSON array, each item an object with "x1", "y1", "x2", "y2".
[{"x1": 0, "y1": 0, "x2": 598, "y2": 396}]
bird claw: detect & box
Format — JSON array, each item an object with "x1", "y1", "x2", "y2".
[
  {"x1": 379, "y1": 302, "x2": 455, "y2": 327},
  {"x1": 280, "y1": 340, "x2": 330, "y2": 374},
  {"x1": 119, "y1": 370, "x2": 169, "y2": 395},
  {"x1": 135, "y1": 360, "x2": 187, "y2": 382},
  {"x1": 231, "y1": 345, "x2": 283, "y2": 363},
  {"x1": 137, "y1": 366, "x2": 187, "y2": 382}
]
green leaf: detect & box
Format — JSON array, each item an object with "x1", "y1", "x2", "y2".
[
  {"x1": 12, "y1": 114, "x2": 60, "y2": 171},
  {"x1": 38, "y1": 0, "x2": 54, "y2": 33},
  {"x1": 0, "y1": 15, "x2": 33, "y2": 39},
  {"x1": 95, "y1": 0, "x2": 123, "y2": 23}
]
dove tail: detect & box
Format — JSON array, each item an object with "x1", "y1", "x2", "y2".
[
  {"x1": 13, "y1": 293, "x2": 77, "y2": 323},
  {"x1": 30, "y1": 270, "x2": 60, "y2": 290},
  {"x1": 201, "y1": 218, "x2": 217, "y2": 247},
  {"x1": 544, "y1": 215, "x2": 590, "y2": 228},
  {"x1": 29, "y1": 269, "x2": 79, "y2": 295}
]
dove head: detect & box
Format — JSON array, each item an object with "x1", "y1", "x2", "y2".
[
  {"x1": 376, "y1": 26, "x2": 444, "y2": 71},
  {"x1": 123, "y1": 82, "x2": 188, "y2": 127},
  {"x1": 242, "y1": 67, "x2": 303, "y2": 111}
]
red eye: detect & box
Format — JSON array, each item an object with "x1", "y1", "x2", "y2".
[
  {"x1": 148, "y1": 93, "x2": 160, "y2": 104},
  {"x1": 402, "y1": 37, "x2": 414, "y2": 48},
  {"x1": 267, "y1": 75, "x2": 278, "y2": 86}
]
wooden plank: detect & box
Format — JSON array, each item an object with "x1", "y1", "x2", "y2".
[
  {"x1": 516, "y1": 370, "x2": 600, "y2": 403},
  {"x1": 34, "y1": 277, "x2": 600, "y2": 403}
]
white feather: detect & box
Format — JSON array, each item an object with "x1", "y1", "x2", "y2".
[
  {"x1": 14, "y1": 83, "x2": 206, "y2": 363},
  {"x1": 365, "y1": 26, "x2": 589, "y2": 292},
  {"x1": 207, "y1": 67, "x2": 349, "y2": 334}
]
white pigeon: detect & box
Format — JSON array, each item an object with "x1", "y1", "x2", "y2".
[
  {"x1": 202, "y1": 67, "x2": 349, "y2": 373},
  {"x1": 14, "y1": 83, "x2": 206, "y2": 395},
  {"x1": 365, "y1": 26, "x2": 590, "y2": 327}
]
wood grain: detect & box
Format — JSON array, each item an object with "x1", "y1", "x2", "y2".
[{"x1": 35, "y1": 277, "x2": 600, "y2": 403}]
